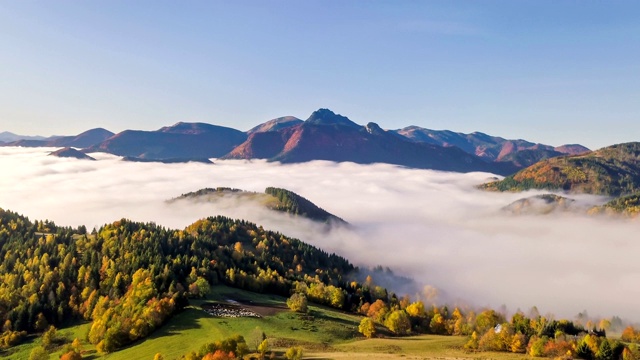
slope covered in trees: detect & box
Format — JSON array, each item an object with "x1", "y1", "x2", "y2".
[
  {"x1": 481, "y1": 142, "x2": 640, "y2": 196},
  {"x1": 588, "y1": 193, "x2": 640, "y2": 217},
  {"x1": 0, "y1": 208, "x2": 364, "y2": 353}
]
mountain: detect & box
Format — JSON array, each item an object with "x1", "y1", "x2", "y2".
[
  {"x1": 170, "y1": 186, "x2": 346, "y2": 224},
  {"x1": 247, "y1": 116, "x2": 303, "y2": 135},
  {"x1": 496, "y1": 148, "x2": 564, "y2": 168},
  {"x1": 2, "y1": 110, "x2": 589, "y2": 175},
  {"x1": 49, "y1": 128, "x2": 115, "y2": 148},
  {"x1": 226, "y1": 109, "x2": 502, "y2": 174},
  {"x1": 554, "y1": 144, "x2": 590, "y2": 155},
  {"x1": 394, "y1": 126, "x2": 589, "y2": 168},
  {"x1": 481, "y1": 142, "x2": 640, "y2": 196},
  {"x1": 4, "y1": 128, "x2": 113, "y2": 148},
  {"x1": 86, "y1": 122, "x2": 247, "y2": 160},
  {"x1": 49, "y1": 147, "x2": 96, "y2": 160},
  {"x1": 0, "y1": 131, "x2": 49, "y2": 143}
]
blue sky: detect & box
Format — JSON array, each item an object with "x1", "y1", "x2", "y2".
[{"x1": 0, "y1": 1, "x2": 639, "y2": 149}]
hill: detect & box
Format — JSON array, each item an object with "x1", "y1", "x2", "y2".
[
  {"x1": 226, "y1": 109, "x2": 502, "y2": 174},
  {"x1": 0, "y1": 208, "x2": 364, "y2": 354},
  {"x1": 86, "y1": 122, "x2": 247, "y2": 160},
  {"x1": 481, "y1": 142, "x2": 640, "y2": 196},
  {"x1": 503, "y1": 194, "x2": 576, "y2": 215},
  {"x1": 49, "y1": 147, "x2": 96, "y2": 160},
  {"x1": 171, "y1": 186, "x2": 346, "y2": 224},
  {"x1": 588, "y1": 193, "x2": 640, "y2": 217}
]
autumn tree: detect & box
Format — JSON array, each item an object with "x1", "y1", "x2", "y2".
[
  {"x1": 358, "y1": 317, "x2": 376, "y2": 338},
  {"x1": 28, "y1": 346, "x2": 49, "y2": 360},
  {"x1": 258, "y1": 339, "x2": 270, "y2": 359},
  {"x1": 59, "y1": 351, "x2": 82, "y2": 360},
  {"x1": 285, "y1": 346, "x2": 304, "y2": 360},
  {"x1": 385, "y1": 310, "x2": 411, "y2": 335},
  {"x1": 286, "y1": 293, "x2": 308, "y2": 313},
  {"x1": 367, "y1": 299, "x2": 389, "y2": 323}
]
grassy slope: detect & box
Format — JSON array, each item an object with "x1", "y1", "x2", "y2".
[
  {"x1": 5, "y1": 286, "x2": 528, "y2": 360},
  {"x1": 330, "y1": 336, "x2": 529, "y2": 360}
]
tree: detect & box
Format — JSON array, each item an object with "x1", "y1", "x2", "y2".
[
  {"x1": 249, "y1": 327, "x2": 266, "y2": 351},
  {"x1": 475, "y1": 310, "x2": 502, "y2": 334},
  {"x1": 71, "y1": 338, "x2": 82, "y2": 352},
  {"x1": 597, "y1": 340, "x2": 613, "y2": 360},
  {"x1": 405, "y1": 301, "x2": 425, "y2": 318},
  {"x1": 577, "y1": 339, "x2": 595, "y2": 360},
  {"x1": 367, "y1": 299, "x2": 389, "y2": 323},
  {"x1": 528, "y1": 336, "x2": 547, "y2": 357},
  {"x1": 358, "y1": 317, "x2": 376, "y2": 338},
  {"x1": 257, "y1": 339, "x2": 270, "y2": 359},
  {"x1": 41, "y1": 326, "x2": 58, "y2": 350},
  {"x1": 59, "y1": 351, "x2": 82, "y2": 360},
  {"x1": 429, "y1": 313, "x2": 447, "y2": 334},
  {"x1": 28, "y1": 346, "x2": 49, "y2": 360},
  {"x1": 286, "y1": 293, "x2": 308, "y2": 313},
  {"x1": 622, "y1": 326, "x2": 638, "y2": 343},
  {"x1": 189, "y1": 277, "x2": 211, "y2": 298},
  {"x1": 464, "y1": 331, "x2": 479, "y2": 351},
  {"x1": 35, "y1": 313, "x2": 48, "y2": 331},
  {"x1": 285, "y1": 346, "x2": 304, "y2": 360},
  {"x1": 510, "y1": 332, "x2": 527, "y2": 353},
  {"x1": 384, "y1": 310, "x2": 411, "y2": 335}
]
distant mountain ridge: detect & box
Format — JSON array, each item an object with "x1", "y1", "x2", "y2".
[
  {"x1": 3, "y1": 128, "x2": 114, "y2": 148},
  {"x1": 394, "y1": 126, "x2": 589, "y2": 166},
  {"x1": 85, "y1": 123, "x2": 247, "y2": 160},
  {"x1": 2, "y1": 108, "x2": 590, "y2": 175},
  {"x1": 0, "y1": 131, "x2": 50, "y2": 143}
]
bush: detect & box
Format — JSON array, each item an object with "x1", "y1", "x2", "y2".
[
  {"x1": 286, "y1": 293, "x2": 308, "y2": 313},
  {"x1": 285, "y1": 346, "x2": 304, "y2": 360}
]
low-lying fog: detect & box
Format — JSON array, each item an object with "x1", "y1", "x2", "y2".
[{"x1": 1, "y1": 147, "x2": 637, "y2": 322}]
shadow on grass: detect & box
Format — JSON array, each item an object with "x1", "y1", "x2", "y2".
[
  {"x1": 310, "y1": 311, "x2": 355, "y2": 327},
  {"x1": 146, "y1": 307, "x2": 206, "y2": 338},
  {"x1": 96, "y1": 306, "x2": 208, "y2": 356}
]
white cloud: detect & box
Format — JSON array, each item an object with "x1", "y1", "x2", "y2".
[{"x1": 1, "y1": 147, "x2": 636, "y2": 322}]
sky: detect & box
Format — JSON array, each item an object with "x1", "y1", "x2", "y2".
[
  {"x1": 3, "y1": 147, "x2": 640, "y2": 323},
  {"x1": 1, "y1": 1, "x2": 639, "y2": 149}
]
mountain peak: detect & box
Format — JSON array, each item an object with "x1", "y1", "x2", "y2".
[
  {"x1": 365, "y1": 122, "x2": 385, "y2": 135},
  {"x1": 305, "y1": 109, "x2": 360, "y2": 128},
  {"x1": 247, "y1": 116, "x2": 303, "y2": 135}
]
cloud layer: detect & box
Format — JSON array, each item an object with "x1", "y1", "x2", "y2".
[{"x1": 0, "y1": 147, "x2": 636, "y2": 321}]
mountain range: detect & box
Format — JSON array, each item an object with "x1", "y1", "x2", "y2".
[{"x1": 2, "y1": 108, "x2": 590, "y2": 176}]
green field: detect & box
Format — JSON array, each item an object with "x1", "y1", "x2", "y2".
[{"x1": 2, "y1": 286, "x2": 529, "y2": 360}]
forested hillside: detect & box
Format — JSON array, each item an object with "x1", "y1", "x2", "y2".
[
  {"x1": 0, "y1": 208, "x2": 361, "y2": 353},
  {"x1": 481, "y1": 142, "x2": 640, "y2": 196}
]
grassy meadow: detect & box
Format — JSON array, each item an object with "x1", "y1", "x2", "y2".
[{"x1": 2, "y1": 286, "x2": 529, "y2": 360}]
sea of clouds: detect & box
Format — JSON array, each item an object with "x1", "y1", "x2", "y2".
[{"x1": 1, "y1": 146, "x2": 638, "y2": 322}]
